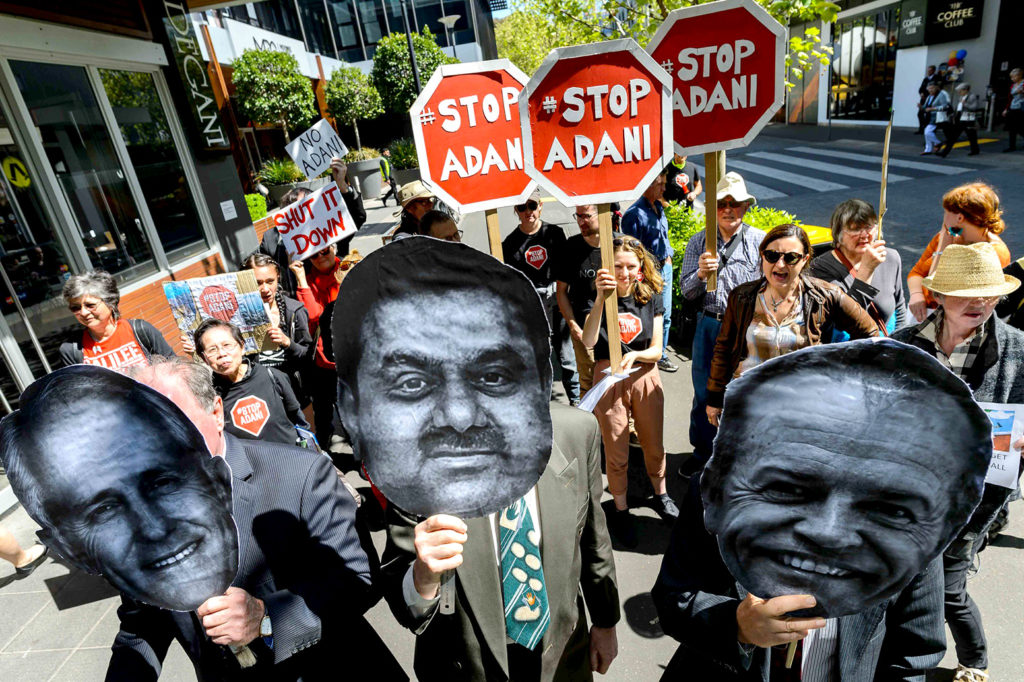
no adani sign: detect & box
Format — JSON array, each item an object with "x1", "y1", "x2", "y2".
[
  {"x1": 285, "y1": 119, "x2": 349, "y2": 180},
  {"x1": 647, "y1": 0, "x2": 785, "y2": 155},
  {"x1": 274, "y1": 182, "x2": 357, "y2": 260},
  {"x1": 520, "y1": 39, "x2": 672, "y2": 206},
  {"x1": 411, "y1": 60, "x2": 535, "y2": 212}
]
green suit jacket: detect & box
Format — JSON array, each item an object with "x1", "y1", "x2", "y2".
[{"x1": 381, "y1": 403, "x2": 620, "y2": 681}]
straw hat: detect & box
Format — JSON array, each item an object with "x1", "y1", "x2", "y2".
[
  {"x1": 397, "y1": 180, "x2": 435, "y2": 207},
  {"x1": 922, "y1": 242, "x2": 1020, "y2": 297},
  {"x1": 716, "y1": 172, "x2": 756, "y2": 204}
]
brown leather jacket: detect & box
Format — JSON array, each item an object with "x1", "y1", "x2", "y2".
[{"x1": 707, "y1": 275, "x2": 881, "y2": 407}]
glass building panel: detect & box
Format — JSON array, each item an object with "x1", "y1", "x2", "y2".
[{"x1": 830, "y1": 6, "x2": 900, "y2": 121}]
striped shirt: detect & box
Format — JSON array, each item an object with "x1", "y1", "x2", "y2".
[
  {"x1": 679, "y1": 223, "x2": 766, "y2": 315},
  {"x1": 913, "y1": 308, "x2": 986, "y2": 379},
  {"x1": 802, "y1": 618, "x2": 838, "y2": 682}
]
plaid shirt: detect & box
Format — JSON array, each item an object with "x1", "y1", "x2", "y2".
[
  {"x1": 913, "y1": 308, "x2": 987, "y2": 379},
  {"x1": 678, "y1": 224, "x2": 766, "y2": 315}
]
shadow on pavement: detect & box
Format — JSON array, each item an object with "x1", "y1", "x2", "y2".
[{"x1": 623, "y1": 591, "x2": 665, "y2": 639}]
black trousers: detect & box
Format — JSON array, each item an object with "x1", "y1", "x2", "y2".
[
  {"x1": 382, "y1": 178, "x2": 398, "y2": 205},
  {"x1": 306, "y1": 364, "x2": 338, "y2": 446},
  {"x1": 940, "y1": 122, "x2": 979, "y2": 155},
  {"x1": 1007, "y1": 109, "x2": 1024, "y2": 150},
  {"x1": 943, "y1": 531, "x2": 989, "y2": 669}
]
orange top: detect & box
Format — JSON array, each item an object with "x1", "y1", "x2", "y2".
[
  {"x1": 81, "y1": 318, "x2": 149, "y2": 370},
  {"x1": 910, "y1": 233, "x2": 1011, "y2": 307}
]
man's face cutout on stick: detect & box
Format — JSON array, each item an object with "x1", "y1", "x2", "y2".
[
  {"x1": 334, "y1": 237, "x2": 553, "y2": 518},
  {"x1": 702, "y1": 340, "x2": 991, "y2": 618},
  {"x1": 0, "y1": 366, "x2": 238, "y2": 611}
]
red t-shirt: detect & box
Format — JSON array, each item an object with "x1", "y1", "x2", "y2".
[{"x1": 81, "y1": 319, "x2": 150, "y2": 369}]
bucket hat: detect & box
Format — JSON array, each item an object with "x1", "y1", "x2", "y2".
[
  {"x1": 716, "y1": 172, "x2": 756, "y2": 204},
  {"x1": 922, "y1": 242, "x2": 1020, "y2": 297}
]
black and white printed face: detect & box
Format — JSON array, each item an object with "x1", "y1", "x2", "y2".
[
  {"x1": 705, "y1": 370, "x2": 980, "y2": 618},
  {"x1": 346, "y1": 289, "x2": 552, "y2": 518},
  {"x1": 28, "y1": 401, "x2": 238, "y2": 611}
]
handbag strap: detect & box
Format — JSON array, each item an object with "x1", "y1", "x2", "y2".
[{"x1": 832, "y1": 250, "x2": 888, "y2": 336}]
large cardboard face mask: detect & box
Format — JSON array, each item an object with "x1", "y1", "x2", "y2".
[
  {"x1": 0, "y1": 366, "x2": 238, "y2": 612},
  {"x1": 702, "y1": 340, "x2": 991, "y2": 618},
  {"x1": 333, "y1": 238, "x2": 553, "y2": 518}
]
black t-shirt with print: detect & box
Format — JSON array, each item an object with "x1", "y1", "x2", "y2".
[
  {"x1": 665, "y1": 162, "x2": 701, "y2": 205},
  {"x1": 555, "y1": 234, "x2": 602, "y2": 323},
  {"x1": 502, "y1": 222, "x2": 566, "y2": 289},
  {"x1": 214, "y1": 361, "x2": 300, "y2": 446},
  {"x1": 588, "y1": 292, "x2": 665, "y2": 362}
]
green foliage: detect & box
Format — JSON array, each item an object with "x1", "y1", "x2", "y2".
[
  {"x1": 372, "y1": 30, "x2": 457, "y2": 114},
  {"x1": 325, "y1": 67, "x2": 383, "y2": 125},
  {"x1": 257, "y1": 158, "x2": 303, "y2": 185},
  {"x1": 245, "y1": 194, "x2": 268, "y2": 222},
  {"x1": 231, "y1": 49, "x2": 316, "y2": 134},
  {"x1": 99, "y1": 70, "x2": 171, "y2": 149},
  {"x1": 743, "y1": 206, "x2": 803, "y2": 231},
  {"x1": 343, "y1": 147, "x2": 382, "y2": 162},
  {"x1": 666, "y1": 203, "x2": 706, "y2": 306},
  {"x1": 387, "y1": 138, "x2": 419, "y2": 170},
  {"x1": 494, "y1": 11, "x2": 561, "y2": 76}
]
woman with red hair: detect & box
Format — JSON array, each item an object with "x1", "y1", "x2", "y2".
[{"x1": 908, "y1": 182, "x2": 1011, "y2": 321}]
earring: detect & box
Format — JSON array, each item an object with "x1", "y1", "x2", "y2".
[{"x1": 636, "y1": 272, "x2": 644, "y2": 282}]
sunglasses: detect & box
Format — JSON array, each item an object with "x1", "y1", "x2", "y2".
[
  {"x1": 613, "y1": 237, "x2": 643, "y2": 248},
  {"x1": 762, "y1": 249, "x2": 805, "y2": 265},
  {"x1": 515, "y1": 200, "x2": 540, "y2": 212},
  {"x1": 574, "y1": 212, "x2": 595, "y2": 221},
  {"x1": 717, "y1": 200, "x2": 746, "y2": 209}
]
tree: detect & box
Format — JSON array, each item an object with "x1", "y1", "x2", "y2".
[
  {"x1": 325, "y1": 66, "x2": 384, "y2": 150},
  {"x1": 501, "y1": 0, "x2": 840, "y2": 86},
  {"x1": 231, "y1": 49, "x2": 316, "y2": 141},
  {"x1": 372, "y1": 30, "x2": 457, "y2": 115}
]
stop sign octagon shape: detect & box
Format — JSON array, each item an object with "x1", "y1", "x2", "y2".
[
  {"x1": 520, "y1": 39, "x2": 672, "y2": 206},
  {"x1": 647, "y1": 0, "x2": 785, "y2": 156},
  {"x1": 410, "y1": 60, "x2": 535, "y2": 213}
]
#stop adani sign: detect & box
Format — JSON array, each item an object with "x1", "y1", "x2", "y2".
[
  {"x1": 411, "y1": 60, "x2": 535, "y2": 212},
  {"x1": 520, "y1": 39, "x2": 672, "y2": 206},
  {"x1": 647, "y1": 0, "x2": 785, "y2": 155}
]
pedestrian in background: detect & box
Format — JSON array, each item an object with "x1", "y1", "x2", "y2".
[
  {"x1": 922, "y1": 82, "x2": 951, "y2": 155},
  {"x1": 380, "y1": 149, "x2": 397, "y2": 206},
  {"x1": 940, "y1": 83, "x2": 984, "y2": 157},
  {"x1": 622, "y1": 169, "x2": 679, "y2": 373},
  {"x1": 1003, "y1": 67, "x2": 1023, "y2": 153},
  {"x1": 664, "y1": 154, "x2": 703, "y2": 211},
  {"x1": 916, "y1": 65, "x2": 941, "y2": 134}
]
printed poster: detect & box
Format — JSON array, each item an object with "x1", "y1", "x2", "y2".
[
  {"x1": 978, "y1": 402, "x2": 1024, "y2": 489},
  {"x1": 163, "y1": 271, "x2": 270, "y2": 354}
]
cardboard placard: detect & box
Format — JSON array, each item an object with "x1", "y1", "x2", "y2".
[
  {"x1": 978, "y1": 402, "x2": 1024, "y2": 489},
  {"x1": 273, "y1": 183, "x2": 357, "y2": 261},
  {"x1": 285, "y1": 119, "x2": 349, "y2": 180},
  {"x1": 163, "y1": 271, "x2": 270, "y2": 354}
]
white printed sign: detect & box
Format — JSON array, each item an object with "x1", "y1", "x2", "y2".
[
  {"x1": 978, "y1": 402, "x2": 1024, "y2": 489},
  {"x1": 273, "y1": 182, "x2": 356, "y2": 260},
  {"x1": 285, "y1": 119, "x2": 349, "y2": 180}
]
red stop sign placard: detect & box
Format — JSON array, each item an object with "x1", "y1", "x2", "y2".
[
  {"x1": 520, "y1": 39, "x2": 672, "y2": 206},
  {"x1": 199, "y1": 285, "x2": 239, "y2": 321},
  {"x1": 411, "y1": 60, "x2": 535, "y2": 213},
  {"x1": 647, "y1": 0, "x2": 785, "y2": 156}
]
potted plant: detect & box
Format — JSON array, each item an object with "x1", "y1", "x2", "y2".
[
  {"x1": 325, "y1": 66, "x2": 383, "y2": 151},
  {"x1": 343, "y1": 147, "x2": 384, "y2": 199},
  {"x1": 231, "y1": 49, "x2": 316, "y2": 143},
  {"x1": 257, "y1": 158, "x2": 331, "y2": 206},
  {"x1": 387, "y1": 138, "x2": 420, "y2": 185}
]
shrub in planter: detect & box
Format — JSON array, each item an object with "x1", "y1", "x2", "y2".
[
  {"x1": 245, "y1": 194, "x2": 268, "y2": 223},
  {"x1": 387, "y1": 138, "x2": 419, "y2": 170},
  {"x1": 372, "y1": 31, "x2": 457, "y2": 114},
  {"x1": 257, "y1": 158, "x2": 303, "y2": 185},
  {"x1": 232, "y1": 49, "x2": 316, "y2": 141},
  {"x1": 343, "y1": 147, "x2": 382, "y2": 162},
  {"x1": 325, "y1": 67, "x2": 383, "y2": 150}
]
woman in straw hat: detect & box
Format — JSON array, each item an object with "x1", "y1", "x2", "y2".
[
  {"x1": 907, "y1": 182, "x2": 1011, "y2": 322},
  {"x1": 894, "y1": 242, "x2": 1024, "y2": 682}
]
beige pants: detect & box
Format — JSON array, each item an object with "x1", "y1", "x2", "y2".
[
  {"x1": 571, "y1": 335, "x2": 596, "y2": 393},
  {"x1": 593, "y1": 360, "x2": 666, "y2": 497}
]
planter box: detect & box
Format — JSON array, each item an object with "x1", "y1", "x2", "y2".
[
  {"x1": 266, "y1": 177, "x2": 331, "y2": 208},
  {"x1": 349, "y1": 158, "x2": 383, "y2": 199},
  {"x1": 393, "y1": 168, "x2": 421, "y2": 186}
]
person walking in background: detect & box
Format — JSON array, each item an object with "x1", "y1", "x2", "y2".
[
  {"x1": 1003, "y1": 67, "x2": 1023, "y2": 153},
  {"x1": 622, "y1": 169, "x2": 679, "y2": 373},
  {"x1": 940, "y1": 83, "x2": 984, "y2": 157},
  {"x1": 908, "y1": 182, "x2": 1011, "y2": 322},
  {"x1": 922, "y1": 82, "x2": 951, "y2": 155},
  {"x1": 917, "y1": 65, "x2": 940, "y2": 134},
  {"x1": 0, "y1": 523, "x2": 46, "y2": 580},
  {"x1": 809, "y1": 199, "x2": 907, "y2": 337},
  {"x1": 664, "y1": 154, "x2": 703, "y2": 211},
  {"x1": 503, "y1": 190, "x2": 579, "y2": 405},
  {"x1": 677, "y1": 172, "x2": 765, "y2": 477},
  {"x1": 380, "y1": 149, "x2": 397, "y2": 206}
]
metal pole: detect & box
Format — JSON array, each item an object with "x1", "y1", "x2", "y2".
[
  {"x1": 322, "y1": 0, "x2": 340, "y2": 59},
  {"x1": 400, "y1": 0, "x2": 422, "y2": 94}
]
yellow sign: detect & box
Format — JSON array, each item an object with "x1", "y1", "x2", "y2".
[{"x1": 2, "y1": 156, "x2": 30, "y2": 188}]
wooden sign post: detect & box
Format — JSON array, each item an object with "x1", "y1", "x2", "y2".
[
  {"x1": 485, "y1": 208, "x2": 503, "y2": 262},
  {"x1": 598, "y1": 204, "x2": 622, "y2": 370},
  {"x1": 878, "y1": 115, "x2": 893, "y2": 241},
  {"x1": 704, "y1": 151, "x2": 721, "y2": 292}
]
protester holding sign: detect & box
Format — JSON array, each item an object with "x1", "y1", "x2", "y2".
[
  {"x1": 893, "y1": 242, "x2": 1024, "y2": 681},
  {"x1": 503, "y1": 189, "x2": 579, "y2": 405},
  {"x1": 194, "y1": 319, "x2": 309, "y2": 447},
  {"x1": 60, "y1": 271, "x2": 174, "y2": 369},
  {"x1": 583, "y1": 237, "x2": 676, "y2": 547}
]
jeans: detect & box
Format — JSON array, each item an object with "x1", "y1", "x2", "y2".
[
  {"x1": 661, "y1": 261, "x2": 673, "y2": 359},
  {"x1": 944, "y1": 531, "x2": 989, "y2": 669},
  {"x1": 924, "y1": 123, "x2": 942, "y2": 152},
  {"x1": 549, "y1": 303, "x2": 580, "y2": 403},
  {"x1": 688, "y1": 312, "x2": 722, "y2": 464}
]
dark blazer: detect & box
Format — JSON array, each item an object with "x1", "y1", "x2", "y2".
[
  {"x1": 60, "y1": 318, "x2": 175, "y2": 367},
  {"x1": 653, "y1": 487, "x2": 946, "y2": 681},
  {"x1": 105, "y1": 435, "x2": 405, "y2": 682},
  {"x1": 381, "y1": 404, "x2": 620, "y2": 681}
]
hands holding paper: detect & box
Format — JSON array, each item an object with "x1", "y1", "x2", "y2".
[{"x1": 412, "y1": 514, "x2": 468, "y2": 600}]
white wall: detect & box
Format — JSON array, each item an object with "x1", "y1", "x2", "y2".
[{"x1": 893, "y1": 46, "x2": 927, "y2": 127}]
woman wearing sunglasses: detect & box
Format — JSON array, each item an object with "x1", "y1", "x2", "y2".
[
  {"x1": 809, "y1": 199, "x2": 908, "y2": 339},
  {"x1": 582, "y1": 237, "x2": 675, "y2": 547},
  {"x1": 705, "y1": 224, "x2": 880, "y2": 428},
  {"x1": 907, "y1": 182, "x2": 1010, "y2": 322}
]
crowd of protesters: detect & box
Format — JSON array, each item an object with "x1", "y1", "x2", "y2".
[{"x1": 7, "y1": 146, "x2": 1018, "y2": 682}]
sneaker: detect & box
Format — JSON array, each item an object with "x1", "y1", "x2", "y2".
[
  {"x1": 607, "y1": 508, "x2": 638, "y2": 548},
  {"x1": 657, "y1": 358, "x2": 679, "y2": 373},
  {"x1": 652, "y1": 493, "x2": 679, "y2": 523},
  {"x1": 953, "y1": 666, "x2": 988, "y2": 682},
  {"x1": 677, "y1": 457, "x2": 704, "y2": 479}
]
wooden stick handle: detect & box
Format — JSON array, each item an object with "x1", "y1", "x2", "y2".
[
  {"x1": 485, "y1": 208, "x2": 503, "y2": 262},
  {"x1": 703, "y1": 152, "x2": 721, "y2": 292},
  {"x1": 785, "y1": 641, "x2": 798, "y2": 668},
  {"x1": 598, "y1": 204, "x2": 622, "y2": 371}
]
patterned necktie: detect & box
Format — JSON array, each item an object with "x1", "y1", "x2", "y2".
[{"x1": 499, "y1": 497, "x2": 550, "y2": 650}]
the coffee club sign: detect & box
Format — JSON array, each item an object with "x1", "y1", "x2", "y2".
[
  {"x1": 900, "y1": 0, "x2": 984, "y2": 46},
  {"x1": 154, "y1": 1, "x2": 231, "y2": 152}
]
